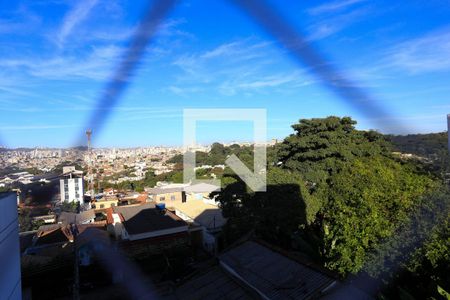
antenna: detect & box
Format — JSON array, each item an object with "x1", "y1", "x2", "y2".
[{"x1": 86, "y1": 129, "x2": 94, "y2": 201}]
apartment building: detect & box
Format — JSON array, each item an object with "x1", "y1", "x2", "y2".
[
  {"x1": 59, "y1": 166, "x2": 84, "y2": 205},
  {"x1": 0, "y1": 192, "x2": 22, "y2": 300}
]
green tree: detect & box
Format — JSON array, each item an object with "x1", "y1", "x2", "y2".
[
  {"x1": 322, "y1": 157, "x2": 435, "y2": 275},
  {"x1": 278, "y1": 116, "x2": 391, "y2": 222},
  {"x1": 60, "y1": 201, "x2": 79, "y2": 213}
]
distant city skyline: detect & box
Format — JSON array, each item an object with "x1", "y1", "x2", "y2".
[{"x1": 1, "y1": 0, "x2": 450, "y2": 147}]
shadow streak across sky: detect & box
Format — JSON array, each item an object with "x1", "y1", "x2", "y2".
[
  {"x1": 76, "y1": 0, "x2": 178, "y2": 146},
  {"x1": 231, "y1": 0, "x2": 409, "y2": 134}
]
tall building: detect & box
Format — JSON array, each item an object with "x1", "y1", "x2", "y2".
[
  {"x1": 60, "y1": 166, "x2": 84, "y2": 205},
  {"x1": 0, "y1": 192, "x2": 22, "y2": 299}
]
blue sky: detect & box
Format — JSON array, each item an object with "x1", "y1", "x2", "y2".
[{"x1": 0, "y1": 0, "x2": 449, "y2": 148}]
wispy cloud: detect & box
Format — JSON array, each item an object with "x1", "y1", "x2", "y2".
[
  {"x1": 0, "y1": 124, "x2": 77, "y2": 131},
  {"x1": 80, "y1": 18, "x2": 191, "y2": 44},
  {"x1": 0, "y1": 45, "x2": 123, "y2": 80},
  {"x1": 56, "y1": 0, "x2": 99, "y2": 47},
  {"x1": 306, "y1": 7, "x2": 370, "y2": 41},
  {"x1": 383, "y1": 28, "x2": 450, "y2": 74},
  {"x1": 307, "y1": 0, "x2": 367, "y2": 15},
  {"x1": 170, "y1": 38, "x2": 311, "y2": 96},
  {"x1": 172, "y1": 39, "x2": 271, "y2": 82},
  {"x1": 167, "y1": 86, "x2": 203, "y2": 96},
  {"x1": 0, "y1": 5, "x2": 42, "y2": 34},
  {"x1": 219, "y1": 71, "x2": 313, "y2": 96},
  {"x1": 199, "y1": 40, "x2": 270, "y2": 60}
]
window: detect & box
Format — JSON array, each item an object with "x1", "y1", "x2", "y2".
[{"x1": 100, "y1": 204, "x2": 104, "y2": 209}]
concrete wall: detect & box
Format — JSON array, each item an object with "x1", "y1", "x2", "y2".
[
  {"x1": 0, "y1": 192, "x2": 22, "y2": 300},
  {"x1": 185, "y1": 192, "x2": 210, "y2": 202},
  {"x1": 154, "y1": 191, "x2": 184, "y2": 202},
  {"x1": 93, "y1": 199, "x2": 118, "y2": 210}
]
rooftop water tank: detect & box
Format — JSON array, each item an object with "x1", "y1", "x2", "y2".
[{"x1": 155, "y1": 203, "x2": 166, "y2": 210}]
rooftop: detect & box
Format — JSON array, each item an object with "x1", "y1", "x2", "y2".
[
  {"x1": 147, "y1": 187, "x2": 183, "y2": 195},
  {"x1": 59, "y1": 210, "x2": 95, "y2": 225},
  {"x1": 171, "y1": 240, "x2": 338, "y2": 300},
  {"x1": 146, "y1": 183, "x2": 220, "y2": 195},
  {"x1": 175, "y1": 265, "x2": 253, "y2": 300},
  {"x1": 166, "y1": 199, "x2": 226, "y2": 230},
  {"x1": 113, "y1": 203, "x2": 187, "y2": 235},
  {"x1": 184, "y1": 183, "x2": 220, "y2": 193},
  {"x1": 219, "y1": 241, "x2": 337, "y2": 299}
]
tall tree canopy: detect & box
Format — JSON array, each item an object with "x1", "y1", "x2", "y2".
[
  {"x1": 219, "y1": 116, "x2": 443, "y2": 284},
  {"x1": 277, "y1": 116, "x2": 391, "y2": 221}
]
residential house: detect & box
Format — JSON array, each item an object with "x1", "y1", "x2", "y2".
[
  {"x1": 106, "y1": 203, "x2": 188, "y2": 241},
  {"x1": 23, "y1": 223, "x2": 109, "y2": 262},
  {"x1": 149, "y1": 182, "x2": 225, "y2": 253},
  {"x1": 58, "y1": 210, "x2": 96, "y2": 225},
  {"x1": 103, "y1": 188, "x2": 118, "y2": 197},
  {"x1": 147, "y1": 187, "x2": 185, "y2": 202},
  {"x1": 184, "y1": 182, "x2": 220, "y2": 203},
  {"x1": 106, "y1": 203, "x2": 196, "y2": 256},
  {"x1": 92, "y1": 197, "x2": 118, "y2": 211},
  {"x1": 164, "y1": 199, "x2": 226, "y2": 254}
]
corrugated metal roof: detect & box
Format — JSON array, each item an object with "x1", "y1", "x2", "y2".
[
  {"x1": 59, "y1": 210, "x2": 95, "y2": 225},
  {"x1": 219, "y1": 241, "x2": 336, "y2": 299},
  {"x1": 175, "y1": 266, "x2": 253, "y2": 300}
]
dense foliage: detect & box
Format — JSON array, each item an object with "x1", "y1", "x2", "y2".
[
  {"x1": 214, "y1": 116, "x2": 448, "y2": 298},
  {"x1": 389, "y1": 132, "x2": 447, "y2": 158},
  {"x1": 323, "y1": 157, "x2": 435, "y2": 274}
]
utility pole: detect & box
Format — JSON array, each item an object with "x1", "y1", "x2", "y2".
[
  {"x1": 86, "y1": 129, "x2": 94, "y2": 201},
  {"x1": 72, "y1": 217, "x2": 80, "y2": 300}
]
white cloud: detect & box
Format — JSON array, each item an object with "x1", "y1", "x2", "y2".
[
  {"x1": 384, "y1": 28, "x2": 450, "y2": 74},
  {"x1": 167, "y1": 85, "x2": 203, "y2": 96},
  {"x1": 306, "y1": 7, "x2": 369, "y2": 41},
  {"x1": 307, "y1": 0, "x2": 367, "y2": 15},
  {"x1": 0, "y1": 124, "x2": 77, "y2": 130},
  {"x1": 172, "y1": 39, "x2": 271, "y2": 83},
  {"x1": 170, "y1": 38, "x2": 312, "y2": 96},
  {"x1": 56, "y1": 0, "x2": 99, "y2": 47},
  {"x1": 0, "y1": 45, "x2": 123, "y2": 81},
  {"x1": 218, "y1": 71, "x2": 313, "y2": 96},
  {"x1": 0, "y1": 6, "x2": 42, "y2": 34}
]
